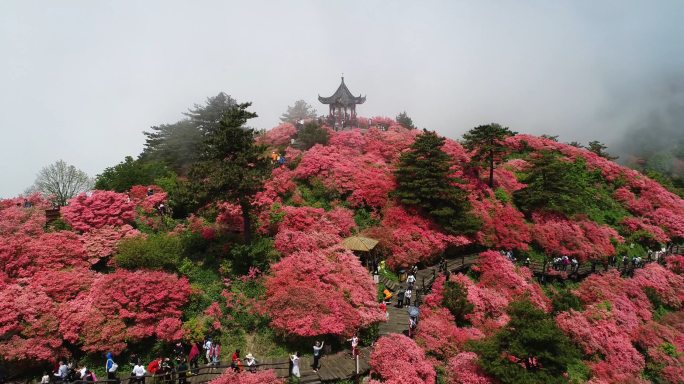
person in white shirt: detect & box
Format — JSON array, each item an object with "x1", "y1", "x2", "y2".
[
  {"x1": 41, "y1": 372, "x2": 50, "y2": 384},
  {"x1": 406, "y1": 274, "x2": 416, "y2": 290},
  {"x1": 203, "y1": 339, "x2": 212, "y2": 364},
  {"x1": 404, "y1": 288, "x2": 412, "y2": 307},
  {"x1": 290, "y1": 351, "x2": 300, "y2": 378},
  {"x1": 132, "y1": 362, "x2": 146, "y2": 384},
  {"x1": 347, "y1": 333, "x2": 359, "y2": 359}
]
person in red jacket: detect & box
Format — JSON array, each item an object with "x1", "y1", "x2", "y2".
[
  {"x1": 188, "y1": 342, "x2": 200, "y2": 375},
  {"x1": 147, "y1": 357, "x2": 162, "y2": 375}
]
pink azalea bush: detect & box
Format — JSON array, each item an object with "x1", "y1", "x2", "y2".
[
  {"x1": 369, "y1": 334, "x2": 436, "y2": 384},
  {"x1": 260, "y1": 244, "x2": 385, "y2": 337},
  {"x1": 62, "y1": 191, "x2": 136, "y2": 232},
  {"x1": 59, "y1": 269, "x2": 192, "y2": 353}
]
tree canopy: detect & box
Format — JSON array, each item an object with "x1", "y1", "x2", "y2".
[
  {"x1": 587, "y1": 140, "x2": 618, "y2": 161},
  {"x1": 24, "y1": 160, "x2": 94, "y2": 206},
  {"x1": 299, "y1": 121, "x2": 330, "y2": 149},
  {"x1": 188, "y1": 102, "x2": 269, "y2": 245},
  {"x1": 395, "y1": 111, "x2": 415, "y2": 130},
  {"x1": 393, "y1": 129, "x2": 478, "y2": 235},
  {"x1": 94, "y1": 156, "x2": 174, "y2": 192},
  {"x1": 470, "y1": 300, "x2": 582, "y2": 384},
  {"x1": 279, "y1": 99, "x2": 317, "y2": 123},
  {"x1": 462, "y1": 123, "x2": 517, "y2": 188}
]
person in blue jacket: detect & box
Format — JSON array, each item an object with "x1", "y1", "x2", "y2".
[{"x1": 106, "y1": 353, "x2": 117, "y2": 380}]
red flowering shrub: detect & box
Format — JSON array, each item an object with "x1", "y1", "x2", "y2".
[
  {"x1": 260, "y1": 245, "x2": 385, "y2": 337},
  {"x1": 0, "y1": 283, "x2": 66, "y2": 361},
  {"x1": 620, "y1": 217, "x2": 670, "y2": 244},
  {"x1": 556, "y1": 307, "x2": 645, "y2": 382},
  {"x1": 27, "y1": 267, "x2": 96, "y2": 303},
  {"x1": 260, "y1": 123, "x2": 297, "y2": 147},
  {"x1": 363, "y1": 126, "x2": 417, "y2": 162},
  {"x1": 470, "y1": 197, "x2": 530, "y2": 250},
  {"x1": 62, "y1": 191, "x2": 136, "y2": 232},
  {"x1": 632, "y1": 263, "x2": 684, "y2": 309},
  {"x1": 531, "y1": 213, "x2": 621, "y2": 262},
  {"x1": 575, "y1": 270, "x2": 652, "y2": 330},
  {"x1": 59, "y1": 269, "x2": 192, "y2": 353},
  {"x1": 666, "y1": 255, "x2": 684, "y2": 275},
  {"x1": 381, "y1": 206, "x2": 471, "y2": 269},
  {"x1": 414, "y1": 306, "x2": 484, "y2": 360},
  {"x1": 445, "y1": 352, "x2": 496, "y2": 384},
  {"x1": 81, "y1": 224, "x2": 143, "y2": 262},
  {"x1": 369, "y1": 334, "x2": 436, "y2": 384},
  {"x1": 329, "y1": 128, "x2": 366, "y2": 150},
  {"x1": 632, "y1": 321, "x2": 684, "y2": 383},
  {"x1": 208, "y1": 369, "x2": 285, "y2": 384},
  {"x1": 217, "y1": 202, "x2": 245, "y2": 233},
  {"x1": 472, "y1": 251, "x2": 549, "y2": 312},
  {"x1": 129, "y1": 185, "x2": 164, "y2": 202}
]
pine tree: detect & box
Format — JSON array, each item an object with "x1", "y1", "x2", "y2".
[
  {"x1": 396, "y1": 111, "x2": 415, "y2": 129},
  {"x1": 512, "y1": 150, "x2": 592, "y2": 216},
  {"x1": 470, "y1": 300, "x2": 582, "y2": 384},
  {"x1": 462, "y1": 123, "x2": 517, "y2": 188},
  {"x1": 299, "y1": 121, "x2": 330, "y2": 149},
  {"x1": 587, "y1": 141, "x2": 619, "y2": 161},
  {"x1": 392, "y1": 129, "x2": 478, "y2": 234},
  {"x1": 188, "y1": 102, "x2": 269, "y2": 245},
  {"x1": 279, "y1": 100, "x2": 317, "y2": 123}
]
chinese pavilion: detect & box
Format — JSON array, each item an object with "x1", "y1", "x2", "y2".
[{"x1": 318, "y1": 76, "x2": 366, "y2": 130}]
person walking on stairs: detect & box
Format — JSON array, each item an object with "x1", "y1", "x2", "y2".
[
  {"x1": 312, "y1": 341, "x2": 324, "y2": 373},
  {"x1": 404, "y1": 288, "x2": 412, "y2": 307},
  {"x1": 397, "y1": 286, "x2": 405, "y2": 309}
]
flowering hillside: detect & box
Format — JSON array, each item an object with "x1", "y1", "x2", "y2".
[{"x1": 4, "y1": 112, "x2": 684, "y2": 384}]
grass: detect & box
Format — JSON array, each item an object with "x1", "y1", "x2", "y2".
[{"x1": 378, "y1": 268, "x2": 399, "y2": 283}]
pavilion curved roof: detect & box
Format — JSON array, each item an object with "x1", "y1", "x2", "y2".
[{"x1": 318, "y1": 77, "x2": 366, "y2": 106}]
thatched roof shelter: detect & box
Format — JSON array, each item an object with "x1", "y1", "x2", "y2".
[{"x1": 342, "y1": 235, "x2": 379, "y2": 252}]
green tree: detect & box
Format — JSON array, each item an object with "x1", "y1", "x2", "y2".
[
  {"x1": 299, "y1": 121, "x2": 331, "y2": 149},
  {"x1": 188, "y1": 103, "x2": 269, "y2": 245},
  {"x1": 512, "y1": 151, "x2": 594, "y2": 216},
  {"x1": 462, "y1": 123, "x2": 518, "y2": 188},
  {"x1": 396, "y1": 111, "x2": 415, "y2": 130},
  {"x1": 587, "y1": 141, "x2": 618, "y2": 161},
  {"x1": 142, "y1": 93, "x2": 237, "y2": 170},
  {"x1": 565, "y1": 141, "x2": 584, "y2": 148},
  {"x1": 540, "y1": 134, "x2": 559, "y2": 142},
  {"x1": 392, "y1": 129, "x2": 479, "y2": 235},
  {"x1": 279, "y1": 99, "x2": 317, "y2": 123},
  {"x1": 94, "y1": 156, "x2": 175, "y2": 192},
  {"x1": 470, "y1": 300, "x2": 581, "y2": 384},
  {"x1": 442, "y1": 280, "x2": 474, "y2": 326}
]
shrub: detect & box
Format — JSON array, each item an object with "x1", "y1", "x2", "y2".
[{"x1": 115, "y1": 233, "x2": 184, "y2": 271}]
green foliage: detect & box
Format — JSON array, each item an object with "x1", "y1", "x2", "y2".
[
  {"x1": 359, "y1": 323, "x2": 380, "y2": 346},
  {"x1": 549, "y1": 289, "x2": 581, "y2": 315},
  {"x1": 462, "y1": 123, "x2": 517, "y2": 188},
  {"x1": 378, "y1": 267, "x2": 399, "y2": 282},
  {"x1": 115, "y1": 233, "x2": 185, "y2": 271},
  {"x1": 47, "y1": 218, "x2": 71, "y2": 232},
  {"x1": 513, "y1": 152, "x2": 599, "y2": 217},
  {"x1": 540, "y1": 134, "x2": 559, "y2": 142},
  {"x1": 353, "y1": 208, "x2": 381, "y2": 231},
  {"x1": 587, "y1": 141, "x2": 618, "y2": 161},
  {"x1": 142, "y1": 92, "x2": 237, "y2": 171},
  {"x1": 393, "y1": 129, "x2": 479, "y2": 235},
  {"x1": 494, "y1": 187, "x2": 510, "y2": 203},
  {"x1": 228, "y1": 237, "x2": 281, "y2": 275},
  {"x1": 441, "y1": 281, "x2": 474, "y2": 326},
  {"x1": 188, "y1": 102, "x2": 270, "y2": 245},
  {"x1": 566, "y1": 141, "x2": 584, "y2": 149},
  {"x1": 94, "y1": 156, "x2": 175, "y2": 192},
  {"x1": 269, "y1": 203, "x2": 286, "y2": 227},
  {"x1": 396, "y1": 111, "x2": 416, "y2": 129},
  {"x1": 566, "y1": 361, "x2": 591, "y2": 383},
  {"x1": 469, "y1": 300, "x2": 582, "y2": 384},
  {"x1": 280, "y1": 99, "x2": 317, "y2": 123},
  {"x1": 299, "y1": 121, "x2": 330, "y2": 148}
]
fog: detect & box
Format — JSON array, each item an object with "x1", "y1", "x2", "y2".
[{"x1": 1, "y1": 0, "x2": 683, "y2": 198}]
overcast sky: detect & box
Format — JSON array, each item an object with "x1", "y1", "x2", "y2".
[{"x1": 1, "y1": 0, "x2": 683, "y2": 198}]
